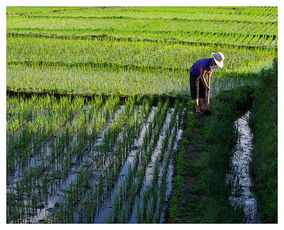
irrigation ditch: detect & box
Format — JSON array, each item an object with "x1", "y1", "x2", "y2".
[{"x1": 227, "y1": 111, "x2": 260, "y2": 223}]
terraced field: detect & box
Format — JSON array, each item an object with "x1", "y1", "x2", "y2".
[
  {"x1": 7, "y1": 6, "x2": 277, "y2": 97},
  {"x1": 6, "y1": 6, "x2": 277, "y2": 223},
  {"x1": 7, "y1": 95, "x2": 185, "y2": 223}
]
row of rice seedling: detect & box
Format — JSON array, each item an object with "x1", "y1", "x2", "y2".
[
  {"x1": 10, "y1": 95, "x2": 104, "y2": 173},
  {"x1": 103, "y1": 102, "x2": 170, "y2": 223},
  {"x1": 7, "y1": 6, "x2": 277, "y2": 23},
  {"x1": 134, "y1": 101, "x2": 184, "y2": 223},
  {"x1": 7, "y1": 95, "x2": 55, "y2": 135},
  {"x1": 7, "y1": 36, "x2": 275, "y2": 70},
  {"x1": 35, "y1": 11, "x2": 277, "y2": 23},
  {"x1": 6, "y1": 65, "x2": 269, "y2": 99},
  {"x1": 46, "y1": 97, "x2": 164, "y2": 223},
  {"x1": 7, "y1": 6, "x2": 277, "y2": 16},
  {"x1": 7, "y1": 14, "x2": 277, "y2": 27},
  {"x1": 6, "y1": 6, "x2": 87, "y2": 16},
  {"x1": 73, "y1": 99, "x2": 165, "y2": 222},
  {"x1": 7, "y1": 29, "x2": 277, "y2": 48},
  {"x1": 44, "y1": 98, "x2": 154, "y2": 223},
  {"x1": 6, "y1": 96, "x2": 86, "y2": 176},
  {"x1": 6, "y1": 64, "x2": 190, "y2": 96},
  {"x1": 114, "y1": 6, "x2": 277, "y2": 16},
  {"x1": 8, "y1": 94, "x2": 185, "y2": 223},
  {"x1": 7, "y1": 95, "x2": 121, "y2": 223},
  {"x1": 7, "y1": 15, "x2": 277, "y2": 36},
  {"x1": 100, "y1": 100, "x2": 185, "y2": 223}
]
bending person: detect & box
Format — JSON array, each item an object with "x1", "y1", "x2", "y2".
[{"x1": 189, "y1": 52, "x2": 224, "y2": 117}]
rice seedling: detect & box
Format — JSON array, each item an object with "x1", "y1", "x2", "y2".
[{"x1": 6, "y1": 6, "x2": 277, "y2": 223}]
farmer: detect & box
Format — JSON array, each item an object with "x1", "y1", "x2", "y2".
[{"x1": 189, "y1": 52, "x2": 224, "y2": 117}]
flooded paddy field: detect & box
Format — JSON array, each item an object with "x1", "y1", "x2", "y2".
[
  {"x1": 6, "y1": 94, "x2": 185, "y2": 223},
  {"x1": 6, "y1": 6, "x2": 277, "y2": 224}
]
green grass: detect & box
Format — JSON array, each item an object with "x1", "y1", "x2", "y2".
[
  {"x1": 168, "y1": 60, "x2": 277, "y2": 223},
  {"x1": 250, "y1": 58, "x2": 277, "y2": 223},
  {"x1": 6, "y1": 6, "x2": 278, "y2": 223},
  {"x1": 168, "y1": 86, "x2": 254, "y2": 223}
]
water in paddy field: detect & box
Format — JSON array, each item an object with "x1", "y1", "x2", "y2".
[
  {"x1": 128, "y1": 108, "x2": 184, "y2": 223},
  {"x1": 227, "y1": 111, "x2": 260, "y2": 223},
  {"x1": 7, "y1": 102, "x2": 185, "y2": 223},
  {"x1": 94, "y1": 107, "x2": 185, "y2": 223},
  {"x1": 7, "y1": 104, "x2": 125, "y2": 223},
  {"x1": 93, "y1": 107, "x2": 157, "y2": 223}
]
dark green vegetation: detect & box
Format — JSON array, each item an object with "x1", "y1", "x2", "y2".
[
  {"x1": 168, "y1": 87, "x2": 253, "y2": 223},
  {"x1": 7, "y1": 95, "x2": 185, "y2": 223},
  {"x1": 6, "y1": 6, "x2": 277, "y2": 223},
  {"x1": 250, "y1": 58, "x2": 277, "y2": 223},
  {"x1": 168, "y1": 61, "x2": 277, "y2": 223}
]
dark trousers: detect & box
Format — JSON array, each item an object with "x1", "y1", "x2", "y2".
[{"x1": 190, "y1": 72, "x2": 206, "y2": 99}]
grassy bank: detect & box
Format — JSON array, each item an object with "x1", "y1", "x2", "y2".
[
  {"x1": 250, "y1": 59, "x2": 277, "y2": 223},
  {"x1": 168, "y1": 60, "x2": 277, "y2": 223},
  {"x1": 168, "y1": 86, "x2": 253, "y2": 223}
]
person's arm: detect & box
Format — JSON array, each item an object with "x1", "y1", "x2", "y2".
[
  {"x1": 207, "y1": 69, "x2": 214, "y2": 77},
  {"x1": 206, "y1": 69, "x2": 213, "y2": 88},
  {"x1": 199, "y1": 67, "x2": 210, "y2": 90}
]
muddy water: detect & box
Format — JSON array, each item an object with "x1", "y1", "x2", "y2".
[
  {"x1": 17, "y1": 105, "x2": 124, "y2": 223},
  {"x1": 94, "y1": 107, "x2": 157, "y2": 223},
  {"x1": 227, "y1": 111, "x2": 260, "y2": 223},
  {"x1": 128, "y1": 108, "x2": 174, "y2": 223},
  {"x1": 8, "y1": 104, "x2": 185, "y2": 223},
  {"x1": 129, "y1": 108, "x2": 184, "y2": 223},
  {"x1": 32, "y1": 105, "x2": 144, "y2": 223},
  {"x1": 94, "y1": 107, "x2": 184, "y2": 223}
]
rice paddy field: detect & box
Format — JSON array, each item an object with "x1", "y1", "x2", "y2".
[{"x1": 6, "y1": 6, "x2": 277, "y2": 223}]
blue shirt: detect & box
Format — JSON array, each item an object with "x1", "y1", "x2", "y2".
[{"x1": 190, "y1": 57, "x2": 216, "y2": 77}]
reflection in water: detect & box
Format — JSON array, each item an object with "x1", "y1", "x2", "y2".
[{"x1": 227, "y1": 111, "x2": 260, "y2": 223}]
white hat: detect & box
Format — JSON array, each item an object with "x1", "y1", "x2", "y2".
[{"x1": 212, "y1": 52, "x2": 225, "y2": 68}]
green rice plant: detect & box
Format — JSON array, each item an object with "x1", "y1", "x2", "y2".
[
  {"x1": 7, "y1": 95, "x2": 121, "y2": 223},
  {"x1": 98, "y1": 101, "x2": 165, "y2": 222},
  {"x1": 6, "y1": 6, "x2": 278, "y2": 223},
  {"x1": 6, "y1": 6, "x2": 277, "y2": 101}
]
